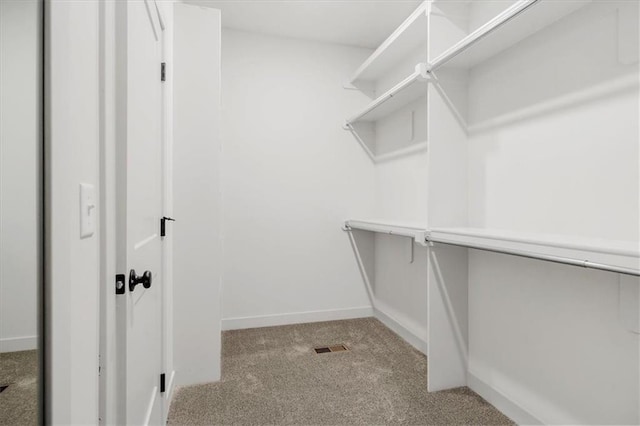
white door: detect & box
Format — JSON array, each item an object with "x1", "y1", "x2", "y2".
[{"x1": 116, "y1": 1, "x2": 165, "y2": 424}]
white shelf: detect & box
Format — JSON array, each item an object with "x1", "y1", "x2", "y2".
[
  {"x1": 428, "y1": 227, "x2": 640, "y2": 274},
  {"x1": 429, "y1": 0, "x2": 590, "y2": 71},
  {"x1": 350, "y1": 1, "x2": 429, "y2": 90},
  {"x1": 345, "y1": 63, "x2": 429, "y2": 125},
  {"x1": 344, "y1": 219, "x2": 428, "y2": 244}
]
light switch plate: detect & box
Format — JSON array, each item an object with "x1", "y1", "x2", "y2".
[{"x1": 80, "y1": 183, "x2": 96, "y2": 239}]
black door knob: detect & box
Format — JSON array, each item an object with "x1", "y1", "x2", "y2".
[{"x1": 129, "y1": 269, "x2": 152, "y2": 292}]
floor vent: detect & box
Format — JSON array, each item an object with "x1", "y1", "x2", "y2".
[
  {"x1": 314, "y1": 344, "x2": 349, "y2": 354},
  {"x1": 0, "y1": 385, "x2": 8, "y2": 394}
]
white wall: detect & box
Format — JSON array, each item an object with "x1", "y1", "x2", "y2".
[
  {"x1": 47, "y1": 0, "x2": 101, "y2": 423},
  {"x1": 0, "y1": 0, "x2": 39, "y2": 354},
  {"x1": 220, "y1": 30, "x2": 375, "y2": 328},
  {"x1": 467, "y1": 3, "x2": 639, "y2": 239},
  {"x1": 173, "y1": 2, "x2": 222, "y2": 386},
  {"x1": 465, "y1": 2, "x2": 639, "y2": 424},
  {"x1": 370, "y1": 45, "x2": 429, "y2": 352},
  {"x1": 372, "y1": 235, "x2": 428, "y2": 352},
  {"x1": 469, "y1": 253, "x2": 639, "y2": 425}
]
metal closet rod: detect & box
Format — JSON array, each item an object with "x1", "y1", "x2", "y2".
[{"x1": 426, "y1": 237, "x2": 640, "y2": 277}]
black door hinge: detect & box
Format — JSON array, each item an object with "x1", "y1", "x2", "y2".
[
  {"x1": 160, "y1": 216, "x2": 175, "y2": 237},
  {"x1": 115, "y1": 274, "x2": 126, "y2": 295},
  {"x1": 160, "y1": 373, "x2": 166, "y2": 393},
  {"x1": 161, "y1": 62, "x2": 166, "y2": 82}
]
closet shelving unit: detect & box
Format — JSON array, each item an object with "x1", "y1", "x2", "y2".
[
  {"x1": 344, "y1": 0, "x2": 590, "y2": 160},
  {"x1": 341, "y1": 1, "x2": 432, "y2": 356},
  {"x1": 425, "y1": 0, "x2": 639, "y2": 406},
  {"x1": 344, "y1": 0, "x2": 640, "y2": 414},
  {"x1": 344, "y1": 63, "x2": 429, "y2": 126},
  {"x1": 349, "y1": 1, "x2": 429, "y2": 92},
  {"x1": 344, "y1": 1, "x2": 429, "y2": 162},
  {"x1": 421, "y1": 0, "x2": 638, "y2": 274},
  {"x1": 423, "y1": 0, "x2": 638, "y2": 278},
  {"x1": 427, "y1": 0, "x2": 590, "y2": 72}
]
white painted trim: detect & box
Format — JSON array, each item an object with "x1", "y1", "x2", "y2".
[
  {"x1": 373, "y1": 307, "x2": 428, "y2": 355},
  {"x1": 158, "y1": 2, "x2": 174, "y2": 424},
  {"x1": 221, "y1": 306, "x2": 373, "y2": 331},
  {"x1": 47, "y1": 1, "x2": 102, "y2": 423},
  {"x1": 98, "y1": 1, "x2": 119, "y2": 424},
  {"x1": 162, "y1": 370, "x2": 176, "y2": 425},
  {"x1": 467, "y1": 371, "x2": 543, "y2": 426},
  {"x1": 143, "y1": 386, "x2": 158, "y2": 426},
  {"x1": 0, "y1": 336, "x2": 38, "y2": 353},
  {"x1": 165, "y1": 370, "x2": 176, "y2": 402}
]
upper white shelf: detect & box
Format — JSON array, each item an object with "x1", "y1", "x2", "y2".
[
  {"x1": 428, "y1": 227, "x2": 640, "y2": 273},
  {"x1": 429, "y1": 0, "x2": 590, "y2": 72},
  {"x1": 345, "y1": 63, "x2": 429, "y2": 125},
  {"x1": 350, "y1": 1, "x2": 429, "y2": 90},
  {"x1": 344, "y1": 219, "x2": 428, "y2": 244}
]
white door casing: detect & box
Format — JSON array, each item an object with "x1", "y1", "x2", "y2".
[{"x1": 116, "y1": 0, "x2": 164, "y2": 424}]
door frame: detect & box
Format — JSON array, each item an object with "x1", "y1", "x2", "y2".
[
  {"x1": 98, "y1": 0, "x2": 117, "y2": 423},
  {"x1": 97, "y1": 1, "x2": 173, "y2": 424},
  {"x1": 158, "y1": 1, "x2": 176, "y2": 420}
]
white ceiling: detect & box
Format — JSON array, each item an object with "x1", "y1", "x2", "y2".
[{"x1": 181, "y1": 0, "x2": 424, "y2": 49}]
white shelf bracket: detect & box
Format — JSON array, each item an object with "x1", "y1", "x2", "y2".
[
  {"x1": 415, "y1": 62, "x2": 430, "y2": 82},
  {"x1": 424, "y1": 231, "x2": 435, "y2": 247}
]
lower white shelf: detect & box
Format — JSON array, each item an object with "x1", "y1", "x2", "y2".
[
  {"x1": 343, "y1": 219, "x2": 428, "y2": 244},
  {"x1": 428, "y1": 227, "x2": 640, "y2": 276}
]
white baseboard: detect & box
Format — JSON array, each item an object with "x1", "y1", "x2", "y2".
[
  {"x1": 373, "y1": 305, "x2": 428, "y2": 355},
  {"x1": 163, "y1": 370, "x2": 176, "y2": 424},
  {"x1": 222, "y1": 306, "x2": 374, "y2": 331},
  {"x1": 467, "y1": 371, "x2": 543, "y2": 426},
  {"x1": 0, "y1": 335, "x2": 37, "y2": 353}
]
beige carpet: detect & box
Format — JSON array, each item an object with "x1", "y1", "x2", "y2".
[
  {"x1": 0, "y1": 350, "x2": 38, "y2": 425},
  {"x1": 168, "y1": 318, "x2": 513, "y2": 425}
]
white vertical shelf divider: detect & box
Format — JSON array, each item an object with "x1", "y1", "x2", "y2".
[{"x1": 426, "y1": 0, "x2": 470, "y2": 392}]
